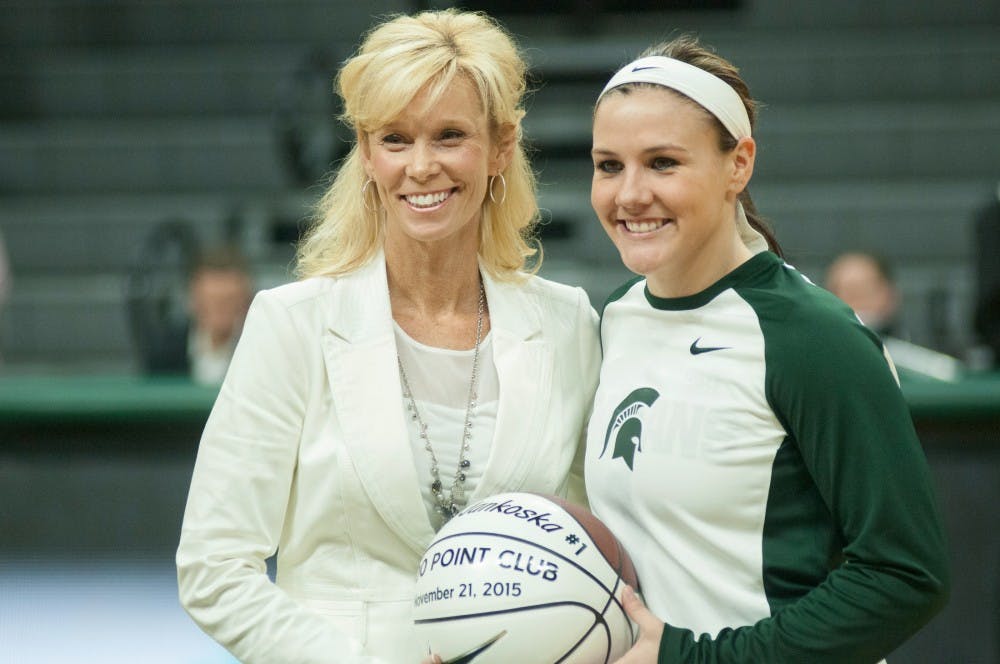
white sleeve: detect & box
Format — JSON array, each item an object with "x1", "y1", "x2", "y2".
[{"x1": 175, "y1": 290, "x2": 388, "y2": 664}]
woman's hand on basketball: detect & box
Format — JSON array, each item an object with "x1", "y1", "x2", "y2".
[{"x1": 612, "y1": 585, "x2": 664, "y2": 664}]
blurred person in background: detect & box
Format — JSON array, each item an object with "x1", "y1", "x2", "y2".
[
  {"x1": 972, "y1": 184, "x2": 1000, "y2": 370},
  {"x1": 176, "y1": 9, "x2": 600, "y2": 663},
  {"x1": 826, "y1": 249, "x2": 963, "y2": 381},
  {"x1": 825, "y1": 250, "x2": 903, "y2": 339},
  {"x1": 185, "y1": 245, "x2": 253, "y2": 385},
  {"x1": 132, "y1": 243, "x2": 253, "y2": 385}
]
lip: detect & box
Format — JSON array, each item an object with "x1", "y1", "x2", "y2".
[{"x1": 402, "y1": 187, "x2": 458, "y2": 211}]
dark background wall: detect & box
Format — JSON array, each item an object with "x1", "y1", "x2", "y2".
[
  {"x1": 1, "y1": 2, "x2": 998, "y2": 662},
  {"x1": 1, "y1": 0, "x2": 998, "y2": 371}
]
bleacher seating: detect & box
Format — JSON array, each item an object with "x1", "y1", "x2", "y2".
[{"x1": 1, "y1": 0, "x2": 998, "y2": 370}]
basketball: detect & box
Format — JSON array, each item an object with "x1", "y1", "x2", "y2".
[{"x1": 412, "y1": 492, "x2": 639, "y2": 663}]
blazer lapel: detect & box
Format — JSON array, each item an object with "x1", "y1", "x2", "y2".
[
  {"x1": 320, "y1": 253, "x2": 435, "y2": 555},
  {"x1": 472, "y1": 272, "x2": 555, "y2": 501}
]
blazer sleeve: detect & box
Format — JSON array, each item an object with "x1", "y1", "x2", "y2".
[
  {"x1": 563, "y1": 287, "x2": 602, "y2": 508},
  {"x1": 176, "y1": 290, "x2": 388, "y2": 664}
]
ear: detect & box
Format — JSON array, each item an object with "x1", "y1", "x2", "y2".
[
  {"x1": 728, "y1": 136, "x2": 756, "y2": 196},
  {"x1": 489, "y1": 122, "x2": 517, "y2": 175}
]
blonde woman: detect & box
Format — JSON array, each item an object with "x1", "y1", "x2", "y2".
[{"x1": 176, "y1": 10, "x2": 600, "y2": 663}]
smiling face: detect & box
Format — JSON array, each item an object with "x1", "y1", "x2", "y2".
[
  {"x1": 591, "y1": 86, "x2": 755, "y2": 297},
  {"x1": 361, "y1": 75, "x2": 507, "y2": 257}
]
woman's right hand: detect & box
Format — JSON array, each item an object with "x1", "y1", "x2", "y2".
[{"x1": 612, "y1": 586, "x2": 664, "y2": 664}]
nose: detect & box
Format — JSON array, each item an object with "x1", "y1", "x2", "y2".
[
  {"x1": 615, "y1": 168, "x2": 652, "y2": 211},
  {"x1": 407, "y1": 140, "x2": 440, "y2": 181}
]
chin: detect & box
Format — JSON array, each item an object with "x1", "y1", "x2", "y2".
[
  {"x1": 613, "y1": 246, "x2": 662, "y2": 278},
  {"x1": 617, "y1": 255, "x2": 651, "y2": 278}
]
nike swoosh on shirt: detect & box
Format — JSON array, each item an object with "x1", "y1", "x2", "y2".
[
  {"x1": 690, "y1": 337, "x2": 730, "y2": 355},
  {"x1": 442, "y1": 631, "x2": 507, "y2": 663}
]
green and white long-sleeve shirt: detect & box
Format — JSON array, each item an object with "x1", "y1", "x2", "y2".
[{"x1": 585, "y1": 251, "x2": 949, "y2": 663}]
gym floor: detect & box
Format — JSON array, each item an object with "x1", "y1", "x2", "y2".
[{"x1": 0, "y1": 557, "x2": 236, "y2": 664}]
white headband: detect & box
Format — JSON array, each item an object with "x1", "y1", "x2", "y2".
[{"x1": 599, "y1": 55, "x2": 751, "y2": 140}]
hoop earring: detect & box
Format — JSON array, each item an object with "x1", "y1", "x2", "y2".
[
  {"x1": 361, "y1": 178, "x2": 376, "y2": 211},
  {"x1": 488, "y1": 173, "x2": 507, "y2": 206}
]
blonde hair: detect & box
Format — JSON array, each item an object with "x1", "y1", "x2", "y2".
[{"x1": 296, "y1": 9, "x2": 540, "y2": 280}]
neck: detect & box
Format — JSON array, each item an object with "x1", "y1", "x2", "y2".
[
  {"x1": 647, "y1": 213, "x2": 752, "y2": 298},
  {"x1": 385, "y1": 240, "x2": 482, "y2": 317},
  {"x1": 384, "y1": 237, "x2": 489, "y2": 350}
]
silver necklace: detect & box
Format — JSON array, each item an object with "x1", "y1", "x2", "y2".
[{"x1": 397, "y1": 282, "x2": 486, "y2": 525}]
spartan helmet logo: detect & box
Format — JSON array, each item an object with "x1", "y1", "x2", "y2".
[{"x1": 600, "y1": 387, "x2": 660, "y2": 471}]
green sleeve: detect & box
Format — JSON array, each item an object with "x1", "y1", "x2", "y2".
[{"x1": 658, "y1": 292, "x2": 950, "y2": 663}]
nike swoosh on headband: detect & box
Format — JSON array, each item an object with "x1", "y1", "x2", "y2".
[{"x1": 601, "y1": 55, "x2": 751, "y2": 141}]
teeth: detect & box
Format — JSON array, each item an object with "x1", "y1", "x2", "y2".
[
  {"x1": 406, "y1": 190, "x2": 451, "y2": 208},
  {"x1": 624, "y1": 219, "x2": 666, "y2": 233}
]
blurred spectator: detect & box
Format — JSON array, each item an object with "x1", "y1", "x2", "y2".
[
  {"x1": 825, "y1": 250, "x2": 962, "y2": 381},
  {"x1": 972, "y1": 185, "x2": 1000, "y2": 370},
  {"x1": 824, "y1": 250, "x2": 902, "y2": 339},
  {"x1": 185, "y1": 246, "x2": 254, "y2": 385},
  {"x1": 131, "y1": 244, "x2": 253, "y2": 385}
]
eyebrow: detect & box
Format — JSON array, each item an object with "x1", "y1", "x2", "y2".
[
  {"x1": 591, "y1": 143, "x2": 688, "y2": 156},
  {"x1": 381, "y1": 116, "x2": 477, "y2": 133},
  {"x1": 429, "y1": 116, "x2": 476, "y2": 127}
]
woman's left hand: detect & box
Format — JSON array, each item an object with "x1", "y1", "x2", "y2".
[{"x1": 612, "y1": 585, "x2": 664, "y2": 664}]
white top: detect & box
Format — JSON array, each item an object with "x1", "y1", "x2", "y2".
[{"x1": 394, "y1": 323, "x2": 498, "y2": 529}]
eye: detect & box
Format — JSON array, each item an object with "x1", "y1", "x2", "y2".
[
  {"x1": 379, "y1": 133, "x2": 407, "y2": 147},
  {"x1": 651, "y1": 156, "x2": 677, "y2": 171},
  {"x1": 595, "y1": 160, "x2": 623, "y2": 174},
  {"x1": 439, "y1": 128, "x2": 465, "y2": 143}
]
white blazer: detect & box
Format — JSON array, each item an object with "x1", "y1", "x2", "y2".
[{"x1": 176, "y1": 252, "x2": 601, "y2": 663}]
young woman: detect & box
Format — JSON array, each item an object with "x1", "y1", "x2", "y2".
[
  {"x1": 585, "y1": 36, "x2": 949, "y2": 663},
  {"x1": 176, "y1": 10, "x2": 600, "y2": 662}
]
